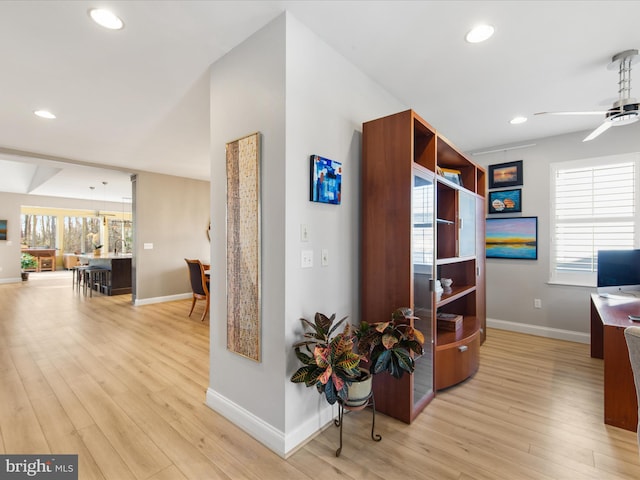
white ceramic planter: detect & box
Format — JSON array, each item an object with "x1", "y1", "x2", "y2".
[{"x1": 345, "y1": 368, "x2": 372, "y2": 407}]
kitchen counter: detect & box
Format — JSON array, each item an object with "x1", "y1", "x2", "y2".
[{"x1": 79, "y1": 254, "x2": 132, "y2": 295}]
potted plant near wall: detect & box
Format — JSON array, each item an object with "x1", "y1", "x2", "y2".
[
  {"x1": 21, "y1": 252, "x2": 38, "y2": 281},
  {"x1": 290, "y1": 308, "x2": 425, "y2": 407},
  {"x1": 356, "y1": 307, "x2": 425, "y2": 379},
  {"x1": 291, "y1": 313, "x2": 362, "y2": 406}
]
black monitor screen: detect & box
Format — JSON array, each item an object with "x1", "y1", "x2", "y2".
[{"x1": 597, "y1": 249, "x2": 640, "y2": 292}]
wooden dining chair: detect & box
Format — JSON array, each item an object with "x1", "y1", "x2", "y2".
[{"x1": 185, "y1": 258, "x2": 210, "y2": 321}]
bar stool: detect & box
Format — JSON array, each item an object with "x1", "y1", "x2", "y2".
[
  {"x1": 83, "y1": 266, "x2": 110, "y2": 297},
  {"x1": 100, "y1": 270, "x2": 112, "y2": 296},
  {"x1": 73, "y1": 264, "x2": 90, "y2": 290}
]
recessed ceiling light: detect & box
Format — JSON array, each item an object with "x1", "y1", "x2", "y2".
[
  {"x1": 34, "y1": 110, "x2": 56, "y2": 119},
  {"x1": 510, "y1": 116, "x2": 527, "y2": 125},
  {"x1": 465, "y1": 24, "x2": 495, "y2": 43},
  {"x1": 88, "y1": 8, "x2": 124, "y2": 30}
]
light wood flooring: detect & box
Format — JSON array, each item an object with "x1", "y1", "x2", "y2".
[{"x1": 1, "y1": 271, "x2": 639, "y2": 479}]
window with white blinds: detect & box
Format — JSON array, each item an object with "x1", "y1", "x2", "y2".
[{"x1": 551, "y1": 153, "x2": 640, "y2": 285}]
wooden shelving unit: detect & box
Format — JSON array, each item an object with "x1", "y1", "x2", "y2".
[{"x1": 361, "y1": 109, "x2": 486, "y2": 423}]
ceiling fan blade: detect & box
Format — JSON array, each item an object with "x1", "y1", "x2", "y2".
[
  {"x1": 583, "y1": 121, "x2": 613, "y2": 142},
  {"x1": 534, "y1": 111, "x2": 608, "y2": 116}
]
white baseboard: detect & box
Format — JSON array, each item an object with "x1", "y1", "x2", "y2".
[
  {"x1": 282, "y1": 402, "x2": 335, "y2": 457},
  {"x1": 134, "y1": 292, "x2": 191, "y2": 306},
  {"x1": 487, "y1": 317, "x2": 590, "y2": 344},
  {"x1": 205, "y1": 388, "x2": 334, "y2": 458},
  {"x1": 205, "y1": 388, "x2": 286, "y2": 457},
  {"x1": 0, "y1": 277, "x2": 21, "y2": 284}
]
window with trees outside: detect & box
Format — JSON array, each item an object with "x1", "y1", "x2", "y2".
[
  {"x1": 107, "y1": 218, "x2": 133, "y2": 254},
  {"x1": 21, "y1": 214, "x2": 57, "y2": 248},
  {"x1": 21, "y1": 207, "x2": 133, "y2": 258},
  {"x1": 550, "y1": 152, "x2": 640, "y2": 286},
  {"x1": 63, "y1": 216, "x2": 101, "y2": 253}
]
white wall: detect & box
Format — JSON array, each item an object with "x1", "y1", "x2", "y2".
[
  {"x1": 208, "y1": 11, "x2": 288, "y2": 454},
  {"x1": 282, "y1": 15, "x2": 405, "y2": 453},
  {"x1": 132, "y1": 172, "x2": 210, "y2": 303},
  {"x1": 0, "y1": 192, "x2": 27, "y2": 282},
  {"x1": 206, "y1": 12, "x2": 405, "y2": 457},
  {"x1": 473, "y1": 121, "x2": 640, "y2": 342}
]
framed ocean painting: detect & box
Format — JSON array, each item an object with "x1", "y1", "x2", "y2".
[
  {"x1": 488, "y1": 160, "x2": 523, "y2": 189},
  {"x1": 310, "y1": 155, "x2": 342, "y2": 205},
  {"x1": 486, "y1": 216, "x2": 538, "y2": 260}
]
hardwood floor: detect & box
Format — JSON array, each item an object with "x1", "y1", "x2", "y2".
[{"x1": 1, "y1": 272, "x2": 639, "y2": 479}]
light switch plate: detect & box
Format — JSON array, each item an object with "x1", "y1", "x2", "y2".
[
  {"x1": 321, "y1": 249, "x2": 329, "y2": 266},
  {"x1": 143, "y1": 243, "x2": 153, "y2": 250}
]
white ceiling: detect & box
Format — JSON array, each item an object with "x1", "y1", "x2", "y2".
[{"x1": 1, "y1": 0, "x2": 640, "y2": 202}]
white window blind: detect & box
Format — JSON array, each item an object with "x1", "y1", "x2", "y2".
[
  {"x1": 551, "y1": 155, "x2": 638, "y2": 285},
  {"x1": 412, "y1": 176, "x2": 434, "y2": 265}
]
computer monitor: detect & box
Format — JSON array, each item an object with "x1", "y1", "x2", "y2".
[{"x1": 597, "y1": 249, "x2": 640, "y2": 296}]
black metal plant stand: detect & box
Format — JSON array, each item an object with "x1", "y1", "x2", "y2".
[{"x1": 334, "y1": 392, "x2": 381, "y2": 457}]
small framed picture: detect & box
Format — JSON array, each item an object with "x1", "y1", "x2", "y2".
[
  {"x1": 488, "y1": 160, "x2": 523, "y2": 189},
  {"x1": 310, "y1": 155, "x2": 342, "y2": 205},
  {"x1": 488, "y1": 189, "x2": 522, "y2": 214}
]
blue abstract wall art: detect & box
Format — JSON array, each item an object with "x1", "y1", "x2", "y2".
[{"x1": 310, "y1": 155, "x2": 342, "y2": 205}]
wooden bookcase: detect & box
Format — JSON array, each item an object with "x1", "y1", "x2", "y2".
[{"x1": 361, "y1": 109, "x2": 486, "y2": 423}]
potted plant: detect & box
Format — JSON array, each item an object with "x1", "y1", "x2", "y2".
[
  {"x1": 21, "y1": 252, "x2": 38, "y2": 280},
  {"x1": 356, "y1": 307, "x2": 425, "y2": 379},
  {"x1": 290, "y1": 313, "x2": 361, "y2": 405},
  {"x1": 290, "y1": 308, "x2": 425, "y2": 407},
  {"x1": 92, "y1": 243, "x2": 103, "y2": 257}
]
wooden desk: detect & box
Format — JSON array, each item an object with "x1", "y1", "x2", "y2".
[
  {"x1": 22, "y1": 248, "x2": 56, "y2": 272},
  {"x1": 590, "y1": 293, "x2": 640, "y2": 431}
]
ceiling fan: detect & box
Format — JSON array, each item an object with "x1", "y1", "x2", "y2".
[{"x1": 535, "y1": 49, "x2": 639, "y2": 142}]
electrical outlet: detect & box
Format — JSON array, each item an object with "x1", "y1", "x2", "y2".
[
  {"x1": 534, "y1": 298, "x2": 542, "y2": 309},
  {"x1": 301, "y1": 250, "x2": 313, "y2": 268}
]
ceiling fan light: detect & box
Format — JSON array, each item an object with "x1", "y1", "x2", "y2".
[
  {"x1": 88, "y1": 8, "x2": 124, "y2": 30},
  {"x1": 611, "y1": 114, "x2": 639, "y2": 126},
  {"x1": 608, "y1": 105, "x2": 639, "y2": 126},
  {"x1": 465, "y1": 24, "x2": 494, "y2": 43}
]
